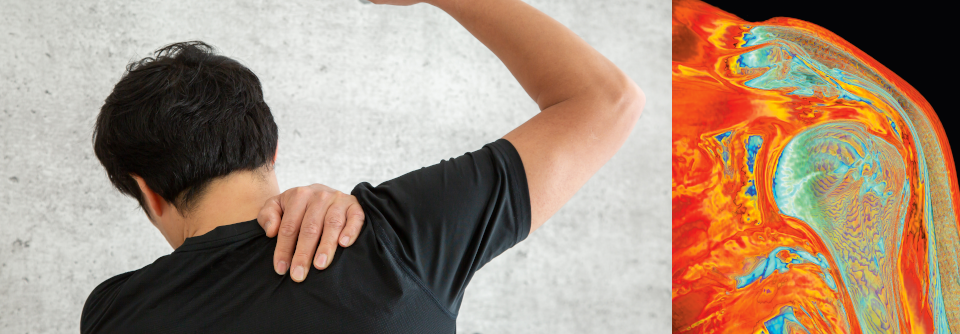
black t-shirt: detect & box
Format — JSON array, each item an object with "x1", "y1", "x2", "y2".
[{"x1": 81, "y1": 139, "x2": 531, "y2": 333}]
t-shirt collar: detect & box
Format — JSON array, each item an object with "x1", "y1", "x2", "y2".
[{"x1": 174, "y1": 219, "x2": 263, "y2": 253}]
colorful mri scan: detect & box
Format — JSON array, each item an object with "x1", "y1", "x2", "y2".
[{"x1": 672, "y1": 0, "x2": 960, "y2": 332}]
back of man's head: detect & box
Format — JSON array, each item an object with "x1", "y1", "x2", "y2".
[{"x1": 93, "y1": 41, "x2": 278, "y2": 215}]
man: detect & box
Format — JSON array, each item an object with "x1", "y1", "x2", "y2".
[{"x1": 82, "y1": 0, "x2": 644, "y2": 332}]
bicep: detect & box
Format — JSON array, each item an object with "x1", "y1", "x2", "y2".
[{"x1": 502, "y1": 83, "x2": 644, "y2": 234}]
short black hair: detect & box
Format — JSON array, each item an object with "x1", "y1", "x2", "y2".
[{"x1": 93, "y1": 41, "x2": 278, "y2": 215}]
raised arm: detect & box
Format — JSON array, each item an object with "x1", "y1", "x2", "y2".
[
  {"x1": 429, "y1": 0, "x2": 645, "y2": 233},
  {"x1": 259, "y1": 0, "x2": 645, "y2": 283}
]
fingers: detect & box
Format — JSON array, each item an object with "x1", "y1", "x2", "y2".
[
  {"x1": 313, "y1": 199, "x2": 350, "y2": 270},
  {"x1": 257, "y1": 195, "x2": 283, "y2": 238},
  {"x1": 290, "y1": 196, "x2": 335, "y2": 282},
  {"x1": 272, "y1": 188, "x2": 311, "y2": 276},
  {"x1": 340, "y1": 202, "x2": 365, "y2": 247},
  {"x1": 262, "y1": 183, "x2": 365, "y2": 283}
]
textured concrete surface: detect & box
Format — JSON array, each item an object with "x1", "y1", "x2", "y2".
[{"x1": 0, "y1": 0, "x2": 670, "y2": 332}]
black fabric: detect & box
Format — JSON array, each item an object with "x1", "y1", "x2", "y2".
[{"x1": 81, "y1": 139, "x2": 531, "y2": 334}]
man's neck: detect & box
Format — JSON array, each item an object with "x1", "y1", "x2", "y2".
[{"x1": 171, "y1": 170, "x2": 280, "y2": 248}]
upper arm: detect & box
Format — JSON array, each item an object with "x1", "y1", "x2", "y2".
[
  {"x1": 351, "y1": 140, "x2": 530, "y2": 314},
  {"x1": 502, "y1": 79, "x2": 644, "y2": 234}
]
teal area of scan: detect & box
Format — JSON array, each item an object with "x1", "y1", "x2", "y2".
[
  {"x1": 742, "y1": 135, "x2": 762, "y2": 197},
  {"x1": 746, "y1": 135, "x2": 762, "y2": 173},
  {"x1": 772, "y1": 121, "x2": 910, "y2": 331},
  {"x1": 745, "y1": 180, "x2": 757, "y2": 196},
  {"x1": 735, "y1": 246, "x2": 835, "y2": 290},
  {"x1": 738, "y1": 27, "x2": 898, "y2": 108},
  {"x1": 715, "y1": 131, "x2": 732, "y2": 164},
  {"x1": 764, "y1": 306, "x2": 809, "y2": 334},
  {"x1": 739, "y1": 27, "x2": 912, "y2": 153},
  {"x1": 737, "y1": 45, "x2": 866, "y2": 103},
  {"x1": 741, "y1": 26, "x2": 921, "y2": 149},
  {"x1": 772, "y1": 122, "x2": 903, "y2": 231}
]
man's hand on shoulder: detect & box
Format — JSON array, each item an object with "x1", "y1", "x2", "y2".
[{"x1": 257, "y1": 184, "x2": 365, "y2": 283}]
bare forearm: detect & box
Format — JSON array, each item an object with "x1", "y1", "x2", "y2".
[{"x1": 427, "y1": 0, "x2": 634, "y2": 110}]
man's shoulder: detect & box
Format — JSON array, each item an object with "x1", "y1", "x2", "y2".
[
  {"x1": 80, "y1": 251, "x2": 179, "y2": 333},
  {"x1": 80, "y1": 269, "x2": 139, "y2": 333},
  {"x1": 86, "y1": 269, "x2": 138, "y2": 297}
]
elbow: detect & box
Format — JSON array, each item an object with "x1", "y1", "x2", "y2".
[
  {"x1": 620, "y1": 80, "x2": 645, "y2": 121},
  {"x1": 592, "y1": 74, "x2": 644, "y2": 121},
  {"x1": 580, "y1": 75, "x2": 644, "y2": 149},
  {"x1": 608, "y1": 77, "x2": 645, "y2": 129}
]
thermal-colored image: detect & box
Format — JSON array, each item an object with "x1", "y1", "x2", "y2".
[{"x1": 672, "y1": 0, "x2": 960, "y2": 332}]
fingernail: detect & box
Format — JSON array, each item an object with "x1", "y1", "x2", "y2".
[
  {"x1": 292, "y1": 265, "x2": 305, "y2": 282},
  {"x1": 340, "y1": 236, "x2": 350, "y2": 246},
  {"x1": 276, "y1": 261, "x2": 288, "y2": 275},
  {"x1": 316, "y1": 254, "x2": 328, "y2": 269}
]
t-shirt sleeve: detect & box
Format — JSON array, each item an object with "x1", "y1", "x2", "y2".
[
  {"x1": 350, "y1": 138, "x2": 531, "y2": 316},
  {"x1": 80, "y1": 272, "x2": 136, "y2": 334}
]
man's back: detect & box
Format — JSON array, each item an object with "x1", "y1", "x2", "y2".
[{"x1": 81, "y1": 140, "x2": 530, "y2": 333}]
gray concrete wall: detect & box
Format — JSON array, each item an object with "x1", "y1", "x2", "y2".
[{"x1": 0, "y1": 0, "x2": 670, "y2": 332}]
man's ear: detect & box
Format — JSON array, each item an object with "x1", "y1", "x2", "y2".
[
  {"x1": 132, "y1": 175, "x2": 165, "y2": 219},
  {"x1": 273, "y1": 144, "x2": 279, "y2": 164}
]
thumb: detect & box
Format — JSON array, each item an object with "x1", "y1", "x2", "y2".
[{"x1": 258, "y1": 195, "x2": 284, "y2": 237}]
